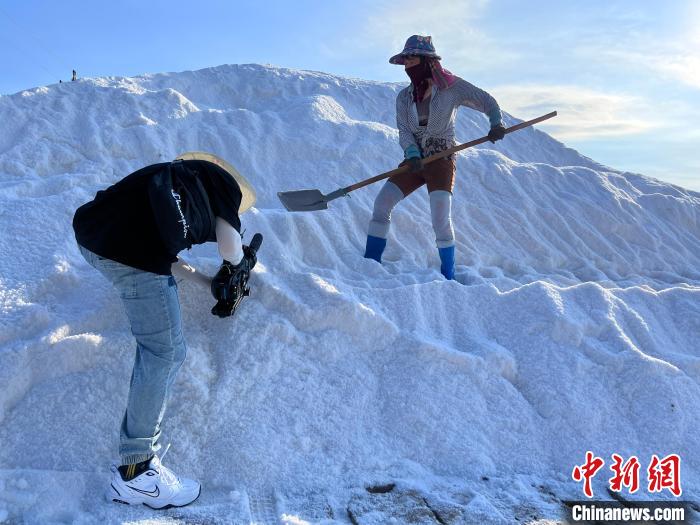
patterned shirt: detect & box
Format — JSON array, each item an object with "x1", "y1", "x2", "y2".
[
  {"x1": 396, "y1": 76, "x2": 503, "y2": 158},
  {"x1": 416, "y1": 95, "x2": 430, "y2": 126}
]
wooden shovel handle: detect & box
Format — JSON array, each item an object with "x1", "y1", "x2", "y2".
[{"x1": 345, "y1": 111, "x2": 557, "y2": 194}]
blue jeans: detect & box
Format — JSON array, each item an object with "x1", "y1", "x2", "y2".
[{"x1": 78, "y1": 245, "x2": 186, "y2": 465}]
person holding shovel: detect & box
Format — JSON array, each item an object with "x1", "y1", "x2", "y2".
[{"x1": 364, "y1": 35, "x2": 506, "y2": 279}]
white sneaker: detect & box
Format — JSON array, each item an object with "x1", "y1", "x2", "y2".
[{"x1": 106, "y1": 455, "x2": 201, "y2": 509}]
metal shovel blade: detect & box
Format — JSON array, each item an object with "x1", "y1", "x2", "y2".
[{"x1": 277, "y1": 189, "x2": 329, "y2": 212}]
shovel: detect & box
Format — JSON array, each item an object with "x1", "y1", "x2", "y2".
[{"x1": 278, "y1": 111, "x2": 557, "y2": 212}]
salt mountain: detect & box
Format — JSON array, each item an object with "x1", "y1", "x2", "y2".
[{"x1": 0, "y1": 64, "x2": 698, "y2": 524}]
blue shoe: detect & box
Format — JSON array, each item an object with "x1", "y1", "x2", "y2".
[
  {"x1": 438, "y1": 245, "x2": 455, "y2": 280},
  {"x1": 364, "y1": 235, "x2": 387, "y2": 263}
]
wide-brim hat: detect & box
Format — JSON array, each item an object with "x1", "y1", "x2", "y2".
[
  {"x1": 389, "y1": 35, "x2": 441, "y2": 65},
  {"x1": 175, "y1": 151, "x2": 256, "y2": 214}
]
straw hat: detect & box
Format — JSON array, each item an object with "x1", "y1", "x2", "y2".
[{"x1": 175, "y1": 151, "x2": 256, "y2": 214}]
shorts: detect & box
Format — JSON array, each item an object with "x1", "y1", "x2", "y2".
[{"x1": 390, "y1": 157, "x2": 456, "y2": 196}]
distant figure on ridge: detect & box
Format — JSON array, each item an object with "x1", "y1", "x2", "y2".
[
  {"x1": 363, "y1": 35, "x2": 506, "y2": 279},
  {"x1": 73, "y1": 153, "x2": 260, "y2": 509},
  {"x1": 72, "y1": 69, "x2": 77, "y2": 81}
]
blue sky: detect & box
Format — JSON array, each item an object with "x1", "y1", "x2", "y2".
[{"x1": 1, "y1": 0, "x2": 698, "y2": 190}]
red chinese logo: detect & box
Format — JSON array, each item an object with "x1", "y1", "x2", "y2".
[
  {"x1": 572, "y1": 451, "x2": 605, "y2": 498},
  {"x1": 609, "y1": 454, "x2": 640, "y2": 493},
  {"x1": 648, "y1": 454, "x2": 682, "y2": 497},
  {"x1": 572, "y1": 452, "x2": 682, "y2": 498}
]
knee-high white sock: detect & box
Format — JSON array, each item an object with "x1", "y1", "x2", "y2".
[
  {"x1": 368, "y1": 181, "x2": 404, "y2": 239},
  {"x1": 429, "y1": 190, "x2": 455, "y2": 248}
]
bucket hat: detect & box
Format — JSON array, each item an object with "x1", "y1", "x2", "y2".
[{"x1": 389, "y1": 35, "x2": 441, "y2": 65}]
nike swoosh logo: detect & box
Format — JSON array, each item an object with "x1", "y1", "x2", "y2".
[{"x1": 128, "y1": 484, "x2": 160, "y2": 498}]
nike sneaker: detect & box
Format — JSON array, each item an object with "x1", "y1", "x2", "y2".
[{"x1": 106, "y1": 455, "x2": 201, "y2": 509}]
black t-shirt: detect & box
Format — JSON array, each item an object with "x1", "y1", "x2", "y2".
[{"x1": 73, "y1": 160, "x2": 242, "y2": 275}]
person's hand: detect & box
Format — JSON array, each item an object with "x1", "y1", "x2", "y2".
[
  {"x1": 211, "y1": 260, "x2": 244, "y2": 301},
  {"x1": 211, "y1": 242, "x2": 259, "y2": 300},
  {"x1": 399, "y1": 156, "x2": 423, "y2": 173},
  {"x1": 210, "y1": 233, "x2": 262, "y2": 318},
  {"x1": 210, "y1": 258, "x2": 249, "y2": 317},
  {"x1": 408, "y1": 156, "x2": 423, "y2": 173},
  {"x1": 488, "y1": 124, "x2": 506, "y2": 143}
]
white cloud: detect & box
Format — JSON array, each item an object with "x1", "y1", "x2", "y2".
[
  {"x1": 365, "y1": 0, "x2": 486, "y2": 50},
  {"x1": 656, "y1": 54, "x2": 700, "y2": 89},
  {"x1": 332, "y1": 0, "x2": 517, "y2": 72},
  {"x1": 492, "y1": 85, "x2": 656, "y2": 140},
  {"x1": 572, "y1": 4, "x2": 700, "y2": 91},
  {"x1": 597, "y1": 48, "x2": 700, "y2": 90},
  {"x1": 334, "y1": 2, "x2": 698, "y2": 146}
]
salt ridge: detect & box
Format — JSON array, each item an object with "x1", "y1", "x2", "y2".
[{"x1": 0, "y1": 63, "x2": 698, "y2": 524}]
